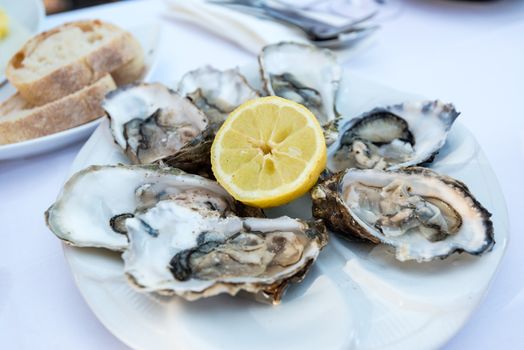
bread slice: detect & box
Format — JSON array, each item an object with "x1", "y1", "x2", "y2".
[
  {"x1": 5, "y1": 20, "x2": 144, "y2": 106},
  {"x1": 0, "y1": 74, "x2": 116, "y2": 145},
  {"x1": 111, "y1": 33, "x2": 145, "y2": 86}
]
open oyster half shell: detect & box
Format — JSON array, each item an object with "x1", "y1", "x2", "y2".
[
  {"x1": 125, "y1": 202, "x2": 327, "y2": 304},
  {"x1": 328, "y1": 100, "x2": 460, "y2": 172},
  {"x1": 259, "y1": 42, "x2": 342, "y2": 145},
  {"x1": 178, "y1": 65, "x2": 260, "y2": 126},
  {"x1": 312, "y1": 167, "x2": 494, "y2": 262},
  {"x1": 102, "y1": 83, "x2": 212, "y2": 175},
  {"x1": 45, "y1": 165, "x2": 262, "y2": 251}
]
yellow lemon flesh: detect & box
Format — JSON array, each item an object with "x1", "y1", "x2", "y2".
[
  {"x1": 0, "y1": 9, "x2": 8, "y2": 40},
  {"x1": 211, "y1": 96, "x2": 327, "y2": 208}
]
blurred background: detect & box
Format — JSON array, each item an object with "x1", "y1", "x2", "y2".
[{"x1": 43, "y1": 0, "x2": 119, "y2": 13}]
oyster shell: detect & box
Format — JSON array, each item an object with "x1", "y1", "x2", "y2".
[
  {"x1": 45, "y1": 165, "x2": 262, "y2": 251},
  {"x1": 312, "y1": 167, "x2": 494, "y2": 261},
  {"x1": 124, "y1": 201, "x2": 327, "y2": 303},
  {"x1": 178, "y1": 65, "x2": 260, "y2": 125},
  {"x1": 103, "y1": 83, "x2": 210, "y2": 173},
  {"x1": 328, "y1": 100, "x2": 459, "y2": 172},
  {"x1": 259, "y1": 42, "x2": 341, "y2": 144}
]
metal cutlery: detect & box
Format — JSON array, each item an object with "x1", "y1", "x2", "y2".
[{"x1": 208, "y1": 0, "x2": 379, "y2": 48}]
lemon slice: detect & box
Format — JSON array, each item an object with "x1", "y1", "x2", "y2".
[{"x1": 211, "y1": 96, "x2": 327, "y2": 208}]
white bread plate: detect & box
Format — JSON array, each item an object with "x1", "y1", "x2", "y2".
[{"x1": 0, "y1": 22, "x2": 160, "y2": 161}]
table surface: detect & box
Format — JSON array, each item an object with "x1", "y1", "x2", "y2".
[{"x1": 1, "y1": 0, "x2": 523, "y2": 349}]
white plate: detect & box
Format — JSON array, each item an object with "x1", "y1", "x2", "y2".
[
  {"x1": 0, "y1": 22, "x2": 161, "y2": 161},
  {"x1": 61, "y1": 70, "x2": 508, "y2": 350}
]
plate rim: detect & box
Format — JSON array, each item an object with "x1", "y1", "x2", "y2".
[{"x1": 0, "y1": 118, "x2": 101, "y2": 154}]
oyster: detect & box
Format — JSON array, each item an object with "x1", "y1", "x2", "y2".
[
  {"x1": 103, "y1": 83, "x2": 210, "y2": 173},
  {"x1": 178, "y1": 65, "x2": 260, "y2": 125},
  {"x1": 124, "y1": 201, "x2": 327, "y2": 303},
  {"x1": 259, "y1": 42, "x2": 341, "y2": 144},
  {"x1": 328, "y1": 100, "x2": 459, "y2": 172},
  {"x1": 45, "y1": 165, "x2": 261, "y2": 251},
  {"x1": 312, "y1": 167, "x2": 494, "y2": 261}
]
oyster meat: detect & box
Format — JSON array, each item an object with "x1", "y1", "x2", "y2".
[
  {"x1": 312, "y1": 167, "x2": 494, "y2": 261},
  {"x1": 328, "y1": 100, "x2": 459, "y2": 172},
  {"x1": 103, "y1": 83, "x2": 210, "y2": 173},
  {"x1": 178, "y1": 65, "x2": 260, "y2": 125},
  {"x1": 45, "y1": 165, "x2": 261, "y2": 250},
  {"x1": 259, "y1": 42, "x2": 341, "y2": 144}
]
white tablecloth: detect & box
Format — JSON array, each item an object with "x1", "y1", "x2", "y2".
[{"x1": 1, "y1": 0, "x2": 523, "y2": 348}]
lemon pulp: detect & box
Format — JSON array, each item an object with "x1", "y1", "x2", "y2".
[{"x1": 211, "y1": 96, "x2": 327, "y2": 208}]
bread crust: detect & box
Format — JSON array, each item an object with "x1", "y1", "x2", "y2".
[
  {"x1": 5, "y1": 20, "x2": 143, "y2": 106},
  {"x1": 0, "y1": 74, "x2": 116, "y2": 145},
  {"x1": 111, "y1": 34, "x2": 145, "y2": 85}
]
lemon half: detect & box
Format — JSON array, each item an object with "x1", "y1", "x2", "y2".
[{"x1": 211, "y1": 96, "x2": 327, "y2": 208}]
